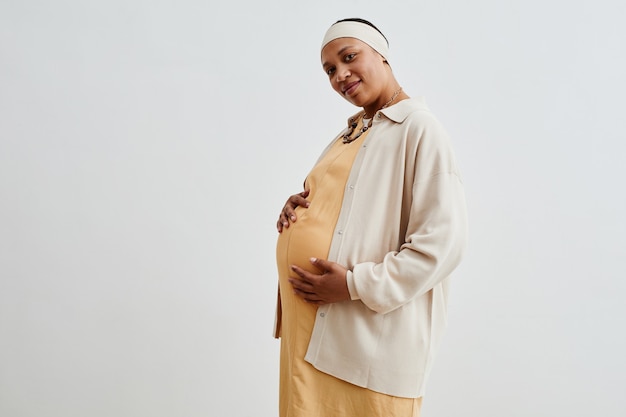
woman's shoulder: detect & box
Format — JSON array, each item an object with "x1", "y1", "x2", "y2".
[
  {"x1": 398, "y1": 99, "x2": 456, "y2": 158},
  {"x1": 386, "y1": 98, "x2": 447, "y2": 140},
  {"x1": 381, "y1": 97, "x2": 440, "y2": 126}
]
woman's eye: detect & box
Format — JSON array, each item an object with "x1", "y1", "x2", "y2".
[
  {"x1": 326, "y1": 67, "x2": 335, "y2": 76},
  {"x1": 345, "y1": 53, "x2": 356, "y2": 62}
]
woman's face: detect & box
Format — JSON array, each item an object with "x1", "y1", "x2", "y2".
[{"x1": 321, "y1": 37, "x2": 390, "y2": 112}]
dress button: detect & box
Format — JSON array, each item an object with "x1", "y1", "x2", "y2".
[
  {"x1": 320, "y1": 312, "x2": 325, "y2": 317},
  {"x1": 338, "y1": 230, "x2": 343, "y2": 235},
  {"x1": 349, "y1": 185, "x2": 354, "y2": 190}
]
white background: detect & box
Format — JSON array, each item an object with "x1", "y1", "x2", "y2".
[{"x1": 1, "y1": 1, "x2": 625, "y2": 416}]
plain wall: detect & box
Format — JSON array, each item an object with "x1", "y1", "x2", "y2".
[{"x1": 1, "y1": 1, "x2": 625, "y2": 416}]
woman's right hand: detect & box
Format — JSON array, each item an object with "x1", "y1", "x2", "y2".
[{"x1": 277, "y1": 190, "x2": 310, "y2": 233}]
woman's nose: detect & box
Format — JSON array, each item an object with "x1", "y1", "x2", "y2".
[{"x1": 336, "y1": 66, "x2": 351, "y2": 82}]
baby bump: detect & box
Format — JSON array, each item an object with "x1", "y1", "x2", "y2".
[{"x1": 276, "y1": 205, "x2": 336, "y2": 276}]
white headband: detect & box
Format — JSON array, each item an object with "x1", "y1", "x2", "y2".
[{"x1": 321, "y1": 21, "x2": 389, "y2": 61}]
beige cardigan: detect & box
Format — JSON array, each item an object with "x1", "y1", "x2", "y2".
[{"x1": 275, "y1": 97, "x2": 468, "y2": 398}]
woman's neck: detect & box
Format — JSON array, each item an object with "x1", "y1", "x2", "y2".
[{"x1": 363, "y1": 86, "x2": 409, "y2": 118}]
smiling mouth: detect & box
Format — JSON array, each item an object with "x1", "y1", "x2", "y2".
[{"x1": 342, "y1": 81, "x2": 360, "y2": 95}]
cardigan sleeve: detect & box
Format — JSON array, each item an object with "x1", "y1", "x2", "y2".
[{"x1": 346, "y1": 113, "x2": 468, "y2": 314}]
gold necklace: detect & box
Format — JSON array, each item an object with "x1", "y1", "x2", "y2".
[{"x1": 342, "y1": 87, "x2": 403, "y2": 144}]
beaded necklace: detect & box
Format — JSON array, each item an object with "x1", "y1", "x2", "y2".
[{"x1": 341, "y1": 87, "x2": 402, "y2": 144}]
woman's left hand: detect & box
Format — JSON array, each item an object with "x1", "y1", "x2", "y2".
[{"x1": 289, "y1": 258, "x2": 350, "y2": 305}]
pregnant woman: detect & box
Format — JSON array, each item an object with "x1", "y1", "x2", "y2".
[{"x1": 274, "y1": 18, "x2": 468, "y2": 417}]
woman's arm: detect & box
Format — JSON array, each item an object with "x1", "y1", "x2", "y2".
[
  {"x1": 346, "y1": 112, "x2": 469, "y2": 314},
  {"x1": 348, "y1": 171, "x2": 468, "y2": 314}
]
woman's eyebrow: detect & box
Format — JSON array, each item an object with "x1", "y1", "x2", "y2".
[{"x1": 322, "y1": 45, "x2": 356, "y2": 68}]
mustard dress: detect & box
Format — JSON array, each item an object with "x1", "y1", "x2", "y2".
[{"x1": 276, "y1": 120, "x2": 422, "y2": 417}]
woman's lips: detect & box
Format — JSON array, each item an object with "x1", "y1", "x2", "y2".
[{"x1": 343, "y1": 81, "x2": 360, "y2": 96}]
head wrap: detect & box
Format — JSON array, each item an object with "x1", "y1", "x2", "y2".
[{"x1": 321, "y1": 20, "x2": 389, "y2": 61}]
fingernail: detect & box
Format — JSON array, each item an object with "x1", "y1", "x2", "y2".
[
  {"x1": 310, "y1": 257, "x2": 317, "y2": 263},
  {"x1": 305, "y1": 202, "x2": 310, "y2": 207},
  {"x1": 290, "y1": 215, "x2": 296, "y2": 221}
]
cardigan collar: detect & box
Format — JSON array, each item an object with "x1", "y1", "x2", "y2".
[
  {"x1": 379, "y1": 96, "x2": 429, "y2": 123},
  {"x1": 346, "y1": 97, "x2": 429, "y2": 125}
]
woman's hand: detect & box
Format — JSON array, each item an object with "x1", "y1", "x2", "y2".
[
  {"x1": 289, "y1": 258, "x2": 350, "y2": 305},
  {"x1": 277, "y1": 190, "x2": 310, "y2": 233}
]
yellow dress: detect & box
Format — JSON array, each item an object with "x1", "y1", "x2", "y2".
[{"x1": 276, "y1": 121, "x2": 422, "y2": 417}]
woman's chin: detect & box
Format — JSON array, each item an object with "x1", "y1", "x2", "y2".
[{"x1": 342, "y1": 95, "x2": 366, "y2": 108}]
